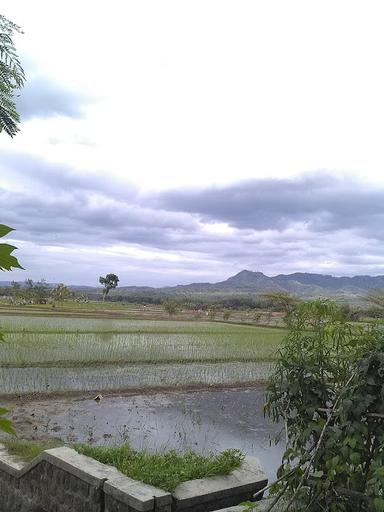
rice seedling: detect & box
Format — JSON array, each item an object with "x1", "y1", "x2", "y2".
[
  {"x1": 0, "y1": 316, "x2": 284, "y2": 368},
  {"x1": 0, "y1": 362, "x2": 274, "y2": 393},
  {"x1": 0, "y1": 314, "x2": 283, "y2": 393}
]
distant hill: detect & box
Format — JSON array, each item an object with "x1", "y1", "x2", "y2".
[
  {"x1": 2, "y1": 270, "x2": 384, "y2": 302},
  {"x1": 115, "y1": 270, "x2": 384, "y2": 302},
  {"x1": 216, "y1": 270, "x2": 282, "y2": 290},
  {"x1": 164, "y1": 269, "x2": 384, "y2": 294}
]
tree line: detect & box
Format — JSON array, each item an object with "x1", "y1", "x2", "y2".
[{"x1": 1, "y1": 280, "x2": 77, "y2": 305}]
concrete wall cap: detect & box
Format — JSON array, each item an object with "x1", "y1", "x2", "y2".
[
  {"x1": 173, "y1": 456, "x2": 267, "y2": 502},
  {"x1": 104, "y1": 473, "x2": 171, "y2": 511},
  {"x1": 42, "y1": 447, "x2": 120, "y2": 486},
  {"x1": 0, "y1": 443, "x2": 26, "y2": 475}
]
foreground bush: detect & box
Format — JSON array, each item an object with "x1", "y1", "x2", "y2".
[{"x1": 263, "y1": 300, "x2": 384, "y2": 511}]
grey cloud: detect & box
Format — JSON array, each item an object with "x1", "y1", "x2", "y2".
[
  {"x1": 0, "y1": 152, "x2": 200, "y2": 251},
  {"x1": 2, "y1": 152, "x2": 384, "y2": 284},
  {"x1": 16, "y1": 75, "x2": 91, "y2": 120},
  {"x1": 155, "y1": 173, "x2": 384, "y2": 236},
  {"x1": 0, "y1": 152, "x2": 137, "y2": 203},
  {"x1": 0, "y1": 188, "x2": 199, "y2": 250}
]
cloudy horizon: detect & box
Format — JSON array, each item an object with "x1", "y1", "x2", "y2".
[{"x1": 1, "y1": 1, "x2": 384, "y2": 286}]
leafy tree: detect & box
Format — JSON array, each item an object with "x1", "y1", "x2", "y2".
[
  {"x1": 23, "y1": 278, "x2": 50, "y2": 304},
  {"x1": 0, "y1": 14, "x2": 25, "y2": 137},
  {"x1": 52, "y1": 283, "x2": 73, "y2": 302},
  {"x1": 10, "y1": 280, "x2": 21, "y2": 297},
  {"x1": 8, "y1": 280, "x2": 24, "y2": 305},
  {"x1": 163, "y1": 299, "x2": 178, "y2": 316},
  {"x1": 33, "y1": 279, "x2": 50, "y2": 304},
  {"x1": 262, "y1": 291, "x2": 301, "y2": 326},
  {"x1": 99, "y1": 273, "x2": 119, "y2": 301},
  {"x1": 23, "y1": 278, "x2": 34, "y2": 302}
]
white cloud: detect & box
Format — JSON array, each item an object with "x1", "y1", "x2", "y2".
[{"x1": 1, "y1": 0, "x2": 384, "y2": 189}]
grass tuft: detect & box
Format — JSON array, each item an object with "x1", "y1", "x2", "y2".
[
  {"x1": 75, "y1": 444, "x2": 244, "y2": 492},
  {"x1": 1, "y1": 438, "x2": 62, "y2": 462},
  {"x1": 2, "y1": 438, "x2": 244, "y2": 492}
]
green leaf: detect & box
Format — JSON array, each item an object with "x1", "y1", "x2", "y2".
[
  {"x1": 331, "y1": 456, "x2": 340, "y2": 467},
  {"x1": 0, "y1": 224, "x2": 13, "y2": 238},
  {"x1": 0, "y1": 407, "x2": 10, "y2": 415},
  {"x1": 0, "y1": 243, "x2": 23, "y2": 271}
]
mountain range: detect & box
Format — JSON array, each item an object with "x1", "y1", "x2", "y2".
[
  {"x1": 2, "y1": 270, "x2": 384, "y2": 301},
  {"x1": 158, "y1": 270, "x2": 384, "y2": 299}
]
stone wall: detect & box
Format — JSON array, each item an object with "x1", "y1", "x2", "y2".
[{"x1": 0, "y1": 444, "x2": 267, "y2": 512}]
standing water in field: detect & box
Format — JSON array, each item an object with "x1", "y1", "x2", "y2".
[
  {"x1": 1, "y1": 315, "x2": 285, "y2": 480},
  {"x1": 6, "y1": 387, "x2": 284, "y2": 483}
]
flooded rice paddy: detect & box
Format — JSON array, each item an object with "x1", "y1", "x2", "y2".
[
  {"x1": 1, "y1": 314, "x2": 285, "y2": 479},
  {"x1": 0, "y1": 316, "x2": 284, "y2": 368},
  {"x1": 6, "y1": 387, "x2": 284, "y2": 482},
  {"x1": 0, "y1": 315, "x2": 282, "y2": 393},
  {"x1": 0, "y1": 361, "x2": 273, "y2": 394}
]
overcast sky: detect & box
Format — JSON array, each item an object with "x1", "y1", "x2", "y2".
[{"x1": 1, "y1": 1, "x2": 384, "y2": 286}]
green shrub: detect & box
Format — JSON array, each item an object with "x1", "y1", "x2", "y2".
[{"x1": 262, "y1": 300, "x2": 384, "y2": 511}]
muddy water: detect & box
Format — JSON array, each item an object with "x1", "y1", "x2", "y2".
[{"x1": 7, "y1": 387, "x2": 284, "y2": 482}]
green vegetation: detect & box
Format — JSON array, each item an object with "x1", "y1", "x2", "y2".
[
  {"x1": 2, "y1": 438, "x2": 62, "y2": 461},
  {"x1": 0, "y1": 314, "x2": 285, "y2": 335},
  {"x1": 163, "y1": 299, "x2": 179, "y2": 316},
  {"x1": 6, "y1": 279, "x2": 73, "y2": 306},
  {"x1": 76, "y1": 444, "x2": 243, "y2": 492},
  {"x1": 0, "y1": 316, "x2": 285, "y2": 368},
  {"x1": 0, "y1": 15, "x2": 25, "y2": 137},
  {"x1": 0, "y1": 225, "x2": 23, "y2": 273},
  {"x1": 0, "y1": 11, "x2": 25, "y2": 435},
  {"x1": 2, "y1": 439, "x2": 243, "y2": 492},
  {"x1": 0, "y1": 361, "x2": 273, "y2": 394},
  {"x1": 248, "y1": 299, "x2": 384, "y2": 512},
  {"x1": 51, "y1": 283, "x2": 74, "y2": 303},
  {"x1": 0, "y1": 314, "x2": 281, "y2": 393},
  {"x1": 261, "y1": 291, "x2": 301, "y2": 326},
  {"x1": 0, "y1": 225, "x2": 23, "y2": 435},
  {"x1": 99, "y1": 273, "x2": 119, "y2": 301}
]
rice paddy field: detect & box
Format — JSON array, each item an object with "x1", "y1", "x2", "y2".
[
  {"x1": 0, "y1": 311, "x2": 286, "y2": 481},
  {"x1": 0, "y1": 313, "x2": 285, "y2": 394}
]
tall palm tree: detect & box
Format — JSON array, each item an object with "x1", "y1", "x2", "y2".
[{"x1": 0, "y1": 14, "x2": 25, "y2": 137}]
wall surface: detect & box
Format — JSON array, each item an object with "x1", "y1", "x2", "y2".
[{"x1": 0, "y1": 444, "x2": 267, "y2": 512}]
